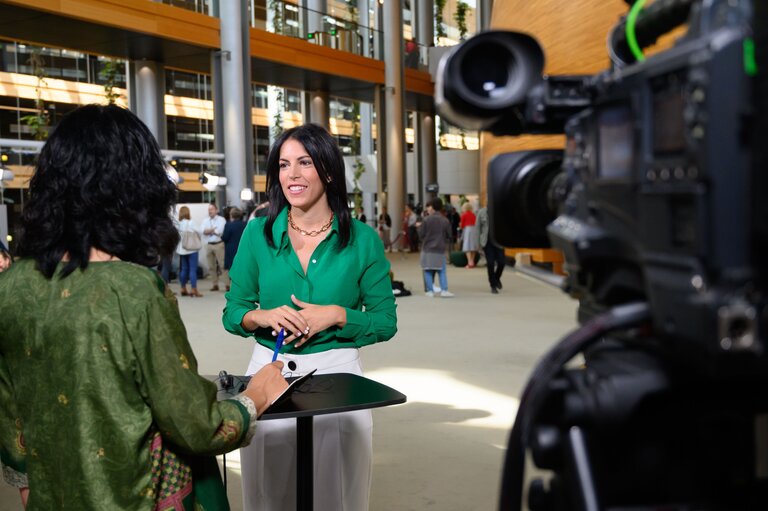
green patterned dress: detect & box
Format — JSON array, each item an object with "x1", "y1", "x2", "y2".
[{"x1": 0, "y1": 259, "x2": 256, "y2": 510}]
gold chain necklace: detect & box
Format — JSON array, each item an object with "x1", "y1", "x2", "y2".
[{"x1": 288, "y1": 210, "x2": 334, "y2": 237}]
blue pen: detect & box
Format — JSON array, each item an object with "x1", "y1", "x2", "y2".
[{"x1": 272, "y1": 328, "x2": 285, "y2": 362}]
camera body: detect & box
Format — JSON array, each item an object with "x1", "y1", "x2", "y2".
[
  {"x1": 440, "y1": 0, "x2": 764, "y2": 375},
  {"x1": 437, "y1": 0, "x2": 768, "y2": 509},
  {"x1": 553, "y1": 11, "x2": 759, "y2": 372}
]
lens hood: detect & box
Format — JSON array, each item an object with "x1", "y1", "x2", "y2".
[{"x1": 435, "y1": 30, "x2": 545, "y2": 130}]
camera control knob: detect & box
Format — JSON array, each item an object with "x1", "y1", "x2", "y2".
[
  {"x1": 528, "y1": 478, "x2": 556, "y2": 511},
  {"x1": 531, "y1": 425, "x2": 562, "y2": 470}
]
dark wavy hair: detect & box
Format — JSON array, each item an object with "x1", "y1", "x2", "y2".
[
  {"x1": 264, "y1": 123, "x2": 351, "y2": 249},
  {"x1": 17, "y1": 104, "x2": 178, "y2": 279}
]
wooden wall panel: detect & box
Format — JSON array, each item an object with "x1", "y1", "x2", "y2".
[
  {"x1": 250, "y1": 29, "x2": 434, "y2": 95},
  {"x1": 250, "y1": 29, "x2": 384, "y2": 85},
  {"x1": 2, "y1": 0, "x2": 220, "y2": 48}
]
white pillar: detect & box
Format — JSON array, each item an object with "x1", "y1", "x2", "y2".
[
  {"x1": 415, "y1": 0, "x2": 434, "y2": 63},
  {"x1": 361, "y1": 95, "x2": 375, "y2": 226},
  {"x1": 130, "y1": 60, "x2": 166, "y2": 147},
  {"x1": 310, "y1": 90, "x2": 330, "y2": 129},
  {"x1": 304, "y1": 0, "x2": 326, "y2": 34},
  {"x1": 383, "y1": 0, "x2": 406, "y2": 246},
  {"x1": 419, "y1": 113, "x2": 437, "y2": 200},
  {"x1": 477, "y1": 0, "x2": 493, "y2": 32},
  {"x1": 219, "y1": 0, "x2": 250, "y2": 207}
]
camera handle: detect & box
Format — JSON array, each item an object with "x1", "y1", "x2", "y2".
[
  {"x1": 498, "y1": 302, "x2": 651, "y2": 511},
  {"x1": 609, "y1": 0, "x2": 695, "y2": 67}
]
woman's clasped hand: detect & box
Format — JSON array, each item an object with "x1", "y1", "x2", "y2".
[{"x1": 244, "y1": 294, "x2": 345, "y2": 347}]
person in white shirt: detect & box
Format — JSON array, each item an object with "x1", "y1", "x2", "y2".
[{"x1": 202, "y1": 203, "x2": 227, "y2": 291}]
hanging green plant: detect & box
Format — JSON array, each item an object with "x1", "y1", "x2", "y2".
[
  {"x1": 352, "y1": 157, "x2": 365, "y2": 210},
  {"x1": 435, "y1": 0, "x2": 447, "y2": 41},
  {"x1": 99, "y1": 59, "x2": 122, "y2": 105},
  {"x1": 437, "y1": 116, "x2": 448, "y2": 149},
  {"x1": 271, "y1": 87, "x2": 284, "y2": 140},
  {"x1": 346, "y1": 0, "x2": 358, "y2": 20},
  {"x1": 269, "y1": 0, "x2": 284, "y2": 34},
  {"x1": 350, "y1": 101, "x2": 365, "y2": 209},
  {"x1": 453, "y1": 1, "x2": 470, "y2": 41},
  {"x1": 20, "y1": 48, "x2": 49, "y2": 141}
]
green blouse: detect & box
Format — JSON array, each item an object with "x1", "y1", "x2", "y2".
[
  {"x1": 0, "y1": 259, "x2": 256, "y2": 510},
  {"x1": 222, "y1": 207, "x2": 397, "y2": 353}
]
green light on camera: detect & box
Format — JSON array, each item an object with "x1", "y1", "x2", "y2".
[{"x1": 744, "y1": 38, "x2": 757, "y2": 77}]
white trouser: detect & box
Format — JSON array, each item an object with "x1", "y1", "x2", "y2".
[{"x1": 240, "y1": 345, "x2": 373, "y2": 511}]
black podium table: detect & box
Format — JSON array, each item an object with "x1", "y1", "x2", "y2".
[{"x1": 212, "y1": 372, "x2": 406, "y2": 511}]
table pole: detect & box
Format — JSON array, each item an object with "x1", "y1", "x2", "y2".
[{"x1": 296, "y1": 416, "x2": 314, "y2": 511}]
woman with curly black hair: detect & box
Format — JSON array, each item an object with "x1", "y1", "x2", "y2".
[
  {"x1": 223, "y1": 123, "x2": 397, "y2": 510},
  {"x1": 0, "y1": 104, "x2": 287, "y2": 510}
]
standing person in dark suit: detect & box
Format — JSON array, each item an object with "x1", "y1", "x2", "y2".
[
  {"x1": 355, "y1": 205, "x2": 367, "y2": 225},
  {"x1": 222, "y1": 207, "x2": 247, "y2": 292},
  {"x1": 477, "y1": 206, "x2": 507, "y2": 293},
  {"x1": 445, "y1": 203, "x2": 460, "y2": 250}
]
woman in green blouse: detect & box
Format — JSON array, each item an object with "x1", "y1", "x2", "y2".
[
  {"x1": 0, "y1": 104, "x2": 288, "y2": 510},
  {"x1": 223, "y1": 123, "x2": 397, "y2": 510}
]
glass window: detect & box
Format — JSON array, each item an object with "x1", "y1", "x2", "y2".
[
  {"x1": 253, "y1": 125, "x2": 270, "y2": 171},
  {"x1": 285, "y1": 89, "x2": 301, "y2": 114},
  {"x1": 166, "y1": 116, "x2": 216, "y2": 172},
  {"x1": 252, "y1": 84, "x2": 268, "y2": 109},
  {"x1": 166, "y1": 69, "x2": 210, "y2": 100}
]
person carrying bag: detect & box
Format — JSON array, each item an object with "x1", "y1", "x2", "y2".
[{"x1": 181, "y1": 226, "x2": 203, "y2": 251}]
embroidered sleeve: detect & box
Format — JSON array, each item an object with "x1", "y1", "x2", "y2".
[
  {"x1": 0, "y1": 356, "x2": 27, "y2": 489},
  {"x1": 230, "y1": 394, "x2": 258, "y2": 446},
  {"x1": 130, "y1": 293, "x2": 253, "y2": 455},
  {"x1": 2, "y1": 460, "x2": 27, "y2": 488}
]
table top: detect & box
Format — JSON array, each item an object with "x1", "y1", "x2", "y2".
[{"x1": 209, "y1": 372, "x2": 407, "y2": 420}]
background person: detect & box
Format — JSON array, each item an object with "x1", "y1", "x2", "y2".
[
  {"x1": 176, "y1": 206, "x2": 203, "y2": 297},
  {"x1": 202, "y1": 203, "x2": 226, "y2": 291},
  {"x1": 0, "y1": 104, "x2": 288, "y2": 510},
  {"x1": 378, "y1": 206, "x2": 392, "y2": 252},
  {"x1": 477, "y1": 206, "x2": 507, "y2": 293},
  {"x1": 418, "y1": 197, "x2": 454, "y2": 297},
  {"x1": 355, "y1": 204, "x2": 367, "y2": 225},
  {"x1": 248, "y1": 200, "x2": 270, "y2": 221},
  {"x1": 445, "y1": 203, "x2": 460, "y2": 250},
  {"x1": 223, "y1": 123, "x2": 397, "y2": 511},
  {"x1": 405, "y1": 204, "x2": 419, "y2": 252},
  {"x1": 222, "y1": 206, "x2": 247, "y2": 292},
  {"x1": 460, "y1": 201, "x2": 479, "y2": 267}
]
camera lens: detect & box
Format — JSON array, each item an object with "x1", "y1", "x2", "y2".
[
  {"x1": 460, "y1": 44, "x2": 514, "y2": 100},
  {"x1": 488, "y1": 150, "x2": 564, "y2": 248},
  {"x1": 435, "y1": 31, "x2": 545, "y2": 131}
]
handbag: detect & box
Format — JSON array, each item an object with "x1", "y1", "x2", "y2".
[{"x1": 181, "y1": 229, "x2": 202, "y2": 251}]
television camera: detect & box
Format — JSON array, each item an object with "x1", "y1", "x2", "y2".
[{"x1": 436, "y1": 0, "x2": 768, "y2": 509}]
